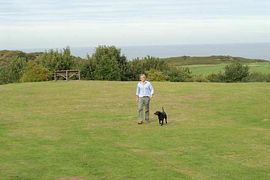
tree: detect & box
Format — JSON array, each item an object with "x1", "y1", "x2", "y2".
[
  {"x1": 93, "y1": 46, "x2": 125, "y2": 81},
  {"x1": 146, "y1": 69, "x2": 168, "y2": 81},
  {"x1": 128, "y1": 56, "x2": 170, "y2": 80},
  {"x1": 37, "y1": 47, "x2": 74, "y2": 71},
  {"x1": 224, "y1": 63, "x2": 249, "y2": 82},
  {"x1": 21, "y1": 62, "x2": 50, "y2": 82},
  {"x1": 167, "y1": 67, "x2": 192, "y2": 82},
  {"x1": 0, "y1": 65, "x2": 9, "y2": 84},
  {"x1": 80, "y1": 58, "x2": 96, "y2": 80},
  {"x1": 8, "y1": 58, "x2": 27, "y2": 83}
]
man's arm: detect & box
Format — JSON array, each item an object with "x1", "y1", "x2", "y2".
[
  {"x1": 136, "y1": 84, "x2": 140, "y2": 102},
  {"x1": 150, "y1": 83, "x2": 154, "y2": 97}
]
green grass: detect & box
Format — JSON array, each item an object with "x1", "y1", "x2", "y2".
[
  {"x1": 163, "y1": 55, "x2": 270, "y2": 76},
  {"x1": 182, "y1": 62, "x2": 270, "y2": 76},
  {"x1": 0, "y1": 81, "x2": 270, "y2": 179}
]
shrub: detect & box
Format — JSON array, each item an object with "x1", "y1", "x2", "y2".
[
  {"x1": 207, "y1": 72, "x2": 225, "y2": 82},
  {"x1": 128, "y1": 56, "x2": 170, "y2": 80},
  {"x1": 21, "y1": 62, "x2": 50, "y2": 82},
  {"x1": 93, "y1": 46, "x2": 129, "y2": 81},
  {"x1": 192, "y1": 75, "x2": 209, "y2": 82},
  {"x1": 0, "y1": 58, "x2": 27, "y2": 84},
  {"x1": 0, "y1": 66, "x2": 9, "y2": 85},
  {"x1": 37, "y1": 47, "x2": 75, "y2": 71},
  {"x1": 245, "y1": 72, "x2": 270, "y2": 82},
  {"x1": 8, "y1": 58, "x2": 27, "y2": 83},
  {"x1": 224, "y1": 63, "x2": 249, "y2": 82},
  {"x1": 80, "y1": 59, "x2": 96, "y2": 80},
  {"x1": 146, "y1": 69, "x2": 168, "y2": 81},
  {"x1": 167, "y1": 67, "x2": 192, "y2": 82}
]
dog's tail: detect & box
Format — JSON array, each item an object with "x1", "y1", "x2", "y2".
[{"x1": 162, "y1": 107, "x2": 165, "y2": 112}]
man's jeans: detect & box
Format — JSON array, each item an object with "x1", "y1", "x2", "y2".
[{"x1": 138, "y1": 96, "x2": 150, "y2": 123}]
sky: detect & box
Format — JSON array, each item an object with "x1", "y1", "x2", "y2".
[{"x1": 0, "y1": 0, "x2": 270, "y2": 49}]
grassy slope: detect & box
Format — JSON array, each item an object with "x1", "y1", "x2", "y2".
[
  {"x1": 164, "y1": 56, "x2": 270, "y2": 75},
  {"x1": 183, "y1": 62, "x2": 270, "y2": 75},
  {"x1": 0, "y1": 81, "x2": 270, "y2": 179}
]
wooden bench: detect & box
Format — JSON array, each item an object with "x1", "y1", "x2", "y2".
[{"x1": 54, "y1": 70, "x2": 80, "y2": 80}]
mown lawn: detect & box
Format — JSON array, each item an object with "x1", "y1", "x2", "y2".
[
  {"x1": 0, "y1": 81, "x2": 269, "y2": 179},
  {"x1": 182, "y1": 62, "x2": 270, "y2": 75}
]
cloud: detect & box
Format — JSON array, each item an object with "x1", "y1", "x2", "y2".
[
  {"x1": 0, "y1": 0, "x2": 269, "y2": 48},
  {"x1": 1, "y1": 0, "x2": 270, "y2": 23}
]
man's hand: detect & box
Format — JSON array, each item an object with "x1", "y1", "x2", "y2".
[{"x1": 136, "y1": 96, "x2": 139, "y2": 102}]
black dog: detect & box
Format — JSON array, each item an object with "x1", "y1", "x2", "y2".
[{"x1": 154, "y1": 107, "x2": 167, "y2": 126}]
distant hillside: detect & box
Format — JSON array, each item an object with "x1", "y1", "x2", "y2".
[
  {"x1": 163, "y1": 56, "x2": 268, "y2": 66},
  {"x1": 0, "y1": 50, "x2": 43, "y2": 61},
  {"x1": 0, "y1": 50, "x2": 43, "y2": 67}
]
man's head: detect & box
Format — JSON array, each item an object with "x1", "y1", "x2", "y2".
[{"x1": 140, "y1": 74, "x2": 146, "y2": 82}]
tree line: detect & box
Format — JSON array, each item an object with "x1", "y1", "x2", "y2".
[{"x1": 0, "y1": 46, "x2": 269, "y2": 85}]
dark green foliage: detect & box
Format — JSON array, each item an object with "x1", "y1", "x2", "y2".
[
  {"x1": 90, "y1": 46, "x2": 131, "y2": 81},
  {"x1": 93, "y1": 46, "x2": 122, "y2": 80},
  {"x1": 8, "y1": 58, "x2": 27, "y2": 83},
  {"x1": 128, "y1": 56, "x2": 170, "y2": 80},
  {"x1": 1, "y1": 48, "x2": 269, "y2": 85},
  {"x1": 207, "y1": 72, "x2": 225, "y2": 82},
  {"x1": 224, "y1": 63, "x2": 250, "y2": 82},
  {"x1": 0, "y1": 58, "x2": 27, "y2": 84},
  {"x1": 80, "y1": 58, "x2": 96, "y2": 80},
  {"x1": 130, "y1": 56, "x2": 170, "y2": 73},
  {"x1": 21, "y1": 62, "x2": 50, "y2": 82},
  {"x1": 37, "y1": 47, "x2": 74, "y2": 71},
  {"x1": 0, "y1": 66, "x2": 9, "y2": 85},
  {"x1": 167, "y1": 67, "x2": 192, "y2": 82},
  {"x1": 146, "y1": 69, "x2": 168, "y2": 81}
]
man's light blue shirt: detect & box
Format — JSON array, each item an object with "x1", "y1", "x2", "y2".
[{"x1": 136, "y1": 81, "x2": 154, "y2": 97}]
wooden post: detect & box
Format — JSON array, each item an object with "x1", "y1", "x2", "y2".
[
  {"x1": 66, "y1": 70, "x2": 68, "y2": 81},
  {"x1": 54, "y1": 72, "x2": 56, "y2": 81},
  {"x1": 78, "y1": 70, "x2": 81, "y2": 80}
]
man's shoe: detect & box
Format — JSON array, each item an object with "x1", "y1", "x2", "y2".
[{"x1": 138, "y1": 121, "x2": 143, "y2": 125}]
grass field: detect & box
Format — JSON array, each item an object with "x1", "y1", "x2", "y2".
[
  {"x1": 0, "y1": 81, "x2": 270, "y2": 179},
  {"x1": 163, "y1": 56, "x2": 270, "y2": 76},
  {"x1": 182, "y1": 62, "x2": 270, "y2": 75}
]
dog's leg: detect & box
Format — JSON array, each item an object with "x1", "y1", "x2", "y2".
[{"x1": 165, "y1": 117, "x2": 167, "y2": 124}]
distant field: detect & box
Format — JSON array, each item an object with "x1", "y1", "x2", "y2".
[
  {"x1": 183, "y1": 62, "x2": 270, "y2": 75},
  {"x1": 163, "y1": 56, "x2": 270, "y2": 75},
  {"x1": 0, "y1": 81, "x2": 269, "y2": 179}
]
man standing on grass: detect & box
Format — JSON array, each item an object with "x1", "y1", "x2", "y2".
[{"x1": 136, "y1": 74, "x2": 154, "y2": 124}]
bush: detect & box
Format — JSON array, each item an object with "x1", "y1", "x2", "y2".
[
  {"x1": 167, "y1": 67, "x2": 192, "y2": 82},
  {"x1": 0, "y1": 66, "x2": 9, "y2": 85},
  {"x1": 191, "y1": 75, "x2": 209, "y2": 82},
  {"x1": 21, "y1": 62, "x2": 50, "y2": 82},
  {"x1": 128, "y1": 56, "x2": 170, "y2": 80},
  {"x1": 245, "y1": 72, "x2": 270, "y2": 82},
  {"x1": 207, "y1": 72, "x2": 225, "y2": 82},
  {"x1": 146, "y1": 69, "x2": 168, "y2": 81},
  {"x1": 0, "y1": 58, "x2": 27, "y2": 84},
  {"x1": 80, "y1": 59, "x2": 96, "y2": 80},
  {"x1": 37, "y1": 47, "x2": 75, "y2": 71},
  {"x1": 8, "y1": 58, "x2": 27, "y2": 83},
  {"x1": 224, "y1": 63, "x2": 249, "y2": 82}
]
